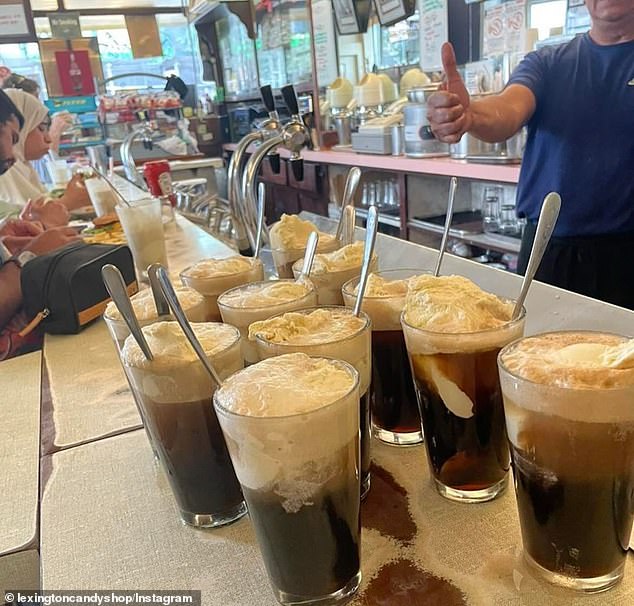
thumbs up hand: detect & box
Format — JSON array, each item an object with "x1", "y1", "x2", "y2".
[{"x1": 426, "y1": 43, "x2": 473, "y2": 144}]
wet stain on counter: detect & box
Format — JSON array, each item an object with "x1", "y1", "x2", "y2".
[
  {"x1": 358, "y1": 464, "x2": 467, "y2": 605},
  {"x1": 360, "y1": 560, "x2": 467, "y2": 606},
  {"x1": 361, "y1": 464, "x2": 416, "y2": 544}
]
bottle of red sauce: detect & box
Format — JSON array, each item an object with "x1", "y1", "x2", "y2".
[{"x1": 143, "y1": 160, "x2": 176, "y2": 206}]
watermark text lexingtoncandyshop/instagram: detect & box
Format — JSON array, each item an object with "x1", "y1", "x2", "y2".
[{"x1": 3, "y1": 591, "x2": 201, "y2": 606}]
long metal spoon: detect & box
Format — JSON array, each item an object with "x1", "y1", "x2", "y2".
[
  {"x1": 101, "y1": 264, "x2": 153, "y2": 360},
  {"x1": 254, "y1": 182, "x2": 266, "y2": 259},
  {"x1": 342, "y1": 205, "x2": 357, "y2": 246},
  {"x1": 156, "y1": 266, "x2": 224, "y2": 387},
  {"x1": 353, "y1": 205, "x2": 379, "y2": 317},
  {"x1": 147, "y1": 263, "x2": 170, "y2": 317},
  {"x1": 297, "y1": 231, "x2": 319, "y2": 282},
  {"x1": 434, "y1": 176, "x2": 458, "y2": 277},
  {"x1": 512, "y1": 191, "x2": 561, "y2": 320},
  {"x1": 335, "y1": 167, "x2": 361, "y2": 241}
]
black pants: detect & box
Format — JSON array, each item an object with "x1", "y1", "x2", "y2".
[{"x1": 517, "y1": 222, "x2": 634, "y2": 310}]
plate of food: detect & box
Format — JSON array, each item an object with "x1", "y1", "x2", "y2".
[{"x1": 81, "y1": 214, "x2": 126, "y2": 245}]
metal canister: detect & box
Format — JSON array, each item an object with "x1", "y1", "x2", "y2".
[
  {"x1": 391, "y1": 124, "x2": 403, "y2": 156},
  {"x1": 403, "y1": 85, "x2": 449, "y2": 158}
]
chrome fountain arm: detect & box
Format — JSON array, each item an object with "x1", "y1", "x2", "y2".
[
  {"x1": 241, "y1": 135, "x2": 284, "y2": 251},
  {"x1": 227, "y1": 131, "x2": 263, "y2": 255},
  {"x1": 240, "y1": 85, "x2": 311, "y2": 251},
  {"x1": 120, "y1": 122, "x2": 154, "y2": 189}
]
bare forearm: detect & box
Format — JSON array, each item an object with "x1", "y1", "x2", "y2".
[
  {"x1": 0, "y1": 264, "x2": 23, "y2": 329},
  {"x1": 467, "y1": 85, "x2": 536, "y2": 143}
]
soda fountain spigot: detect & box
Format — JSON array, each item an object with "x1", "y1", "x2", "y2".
[
  {"x1": 280, "y1": 84, "x2": 310, "y2": 182},
  {"x1": 259, "y1": 85, "x2": 282, "y2": 174}
]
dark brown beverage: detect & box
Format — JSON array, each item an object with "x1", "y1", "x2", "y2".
[
  {"x1": 214, "y1": 353, "x2": 362, "y2": 605},
  {"x1": 371, "y1": 330, "x2": 421, "y2": 441},
  {"x1": 499, "y1": 331, "x2": 634, "y2": 591},
  {"x1": 122, "y1": 321, "x2": 247, "y2": 527},
  {"x1": 143, "y1": 396, "x2": 245, "y2": 520},
  {"x1": 243, "y1": 450, "x2": 361, "y2": 600},
  {"x1": 360, "y1": 391, "x2": 370, "y2": 498},
  {"x1": 508, "y1": 409, "x2": 634, "y2": 583},
  {"x1": 411, "y1": 349, "x2": 510, "y2": 500}
]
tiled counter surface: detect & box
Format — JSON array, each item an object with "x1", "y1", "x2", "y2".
[
  {"x1": 40, "y1": 430, "x2": 633, "y2": 605},
  {"x1": 0, "y1": 352, "x2": 42, "y2": 596}
]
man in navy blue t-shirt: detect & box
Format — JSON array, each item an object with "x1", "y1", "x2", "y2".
[{"x1": 427, "y1": 0, "x2": 634, "y2": 309}]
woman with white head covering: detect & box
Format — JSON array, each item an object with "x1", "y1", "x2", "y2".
[{"x1": 0, "y1": 89, "x2": 89, "y2": 210}]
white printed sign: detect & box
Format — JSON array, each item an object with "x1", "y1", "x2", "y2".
[
  {"x1": 419, "y1": 0, "x2": 448, "y2": 72},
  {"x1": 0, "y1": 3, "x2": 29, "y2": 37},
  {"x1": 312, "y1": 0, "x2": 339, "y2": 86},
  {"x1": 483, "y1": 0, "x2": 526, "y2": 56}
]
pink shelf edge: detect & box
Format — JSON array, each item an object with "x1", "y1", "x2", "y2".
[{"x1": 223, "y1": 143, "x2": 521, "y2": 184}]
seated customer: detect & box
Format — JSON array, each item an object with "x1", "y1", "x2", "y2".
[
  {"x1": 0, "y1": 89, "x2": 89, "y2": 210},
  {"x1": 0, "y1": 90, "x2": 80, "y2": 360}
]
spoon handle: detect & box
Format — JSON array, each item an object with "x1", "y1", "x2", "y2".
[
  {"x1": 434, "y1": 176, "x2": 457, "y2": 277},
  {"x1": 156, "y1": 266, "x2": 224, "y2": 387},
  {"x1": 512, "y1": 192, "x2": 561, "y2": 319},
  {"x1": 147, "y1": 263, "x2": 170, "y2": 317},
  {"x1": 342, "y1": 205, "x2": 356, "y2": 246},
  {"x1": 254, "y1": 182, "x2": 266, "y2": 259},
  {"x1": 101, "y1": 264, "x2": 153, "y2": 361},
  {"x1": 335, "y1": 167, "x2": 361, "y2": 241},
  {"x1": 299, "y1": 231, "x2": 319, "y2": 280},
  {"x1": 353, "y1": 205, "x2": 379, "y2": 317}
]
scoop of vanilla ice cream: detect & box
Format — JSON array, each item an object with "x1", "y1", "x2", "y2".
[
  {"x1": 216, "y1": 352, "x2": 357, "y2": 417},
  {"x1": 404, "y1": 275, "x2": 514, "y2": 333},
  {"x1": 219, "y1": 279, "x2": 314, "y2": 309},
  {"x1": 502, "y1": 332, "x2": 634, "y2": 390},
  {"x1": 307, "y1": 241, "x2": 367, "y2": 274},
  {"x1": 122, "y1": 321, "x2": 239, "y2": 370},
  {"x1": 269, "y1": 214, "x2": 338, "y2": 251},
  {"x1": 361, "y1": 273, "x2": 410, "y2": 297},
  {"x1": 182, "y1": 256, "x2": 256, "y2": 279},
  {"x1": 104, "y1": 285, "x2": 205, "y2": 323},
  {"x1": 249, "y1": 308, "x2": 366, "y2": 344}
]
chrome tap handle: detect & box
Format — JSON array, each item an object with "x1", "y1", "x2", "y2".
[
  {"x1": 260, "y1": 85, "x2": 276, "y2": 116},
  {"x1": 290, "y1": 154, "x2": 304, "y2": 182},
  {"x1": 268, "y1": 153, "x2": 281, "y2": 175},
  {"x1": 281, "y1": 84, "x2": 300, "y2": 118}
]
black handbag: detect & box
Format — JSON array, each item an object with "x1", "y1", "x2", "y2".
[{"x1": 20, "y1": 242, "x2": 138, "y2": 335}]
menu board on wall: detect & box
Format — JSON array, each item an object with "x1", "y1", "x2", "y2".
[
  {"x1": 483, "y1": 0, "x2": 526, "y2": 57},
  {"x1": 418, "y1": 0, "x2": 447, "y2": 72},
  {"x1": 312, "y1": 0, "x2": 338, "y2": 86}
]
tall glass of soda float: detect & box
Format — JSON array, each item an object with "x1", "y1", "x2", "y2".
[
  {"x1": 214, "y1": 353, "x2": 361, "y2": 606},
  {"x1": 291, "y1": 241, "x2": 378, "y2": 305},
  {"x1": 269, "y1": 214, "x2": 340, "y2": 278},
  {"x1": 217, "y1": 278, "x2": 317, "y2": 364},
  {"x1": 123, "y1": 321, "x2": 246, "y2": 528},
  {"x1": 499, "y1": 331, "x2": 634, "y2": 592},
  {"x1": 250, "y1": 306, "x2": 373, "y2": 499},
  {"x1": 401, "y1": 275, "x2": 525, "y2": 502},
  {"x1": 343, "y1": 270, "x2": 424, "y2": 446},
  {"x1": 180, "y1": 256, "x2": 264, "y2": 321}
]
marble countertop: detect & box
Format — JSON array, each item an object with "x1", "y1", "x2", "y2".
[
  {"x1": 42, "y1": 213, "x2": 236, "y2": 455},
  {"x1": 40, "y1": 429, "x2": 633, "y2": 605}
]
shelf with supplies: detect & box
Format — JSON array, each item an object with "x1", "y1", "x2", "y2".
[{"x1": 408, "y1": 217, "x2": 521, "y2": 254}]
